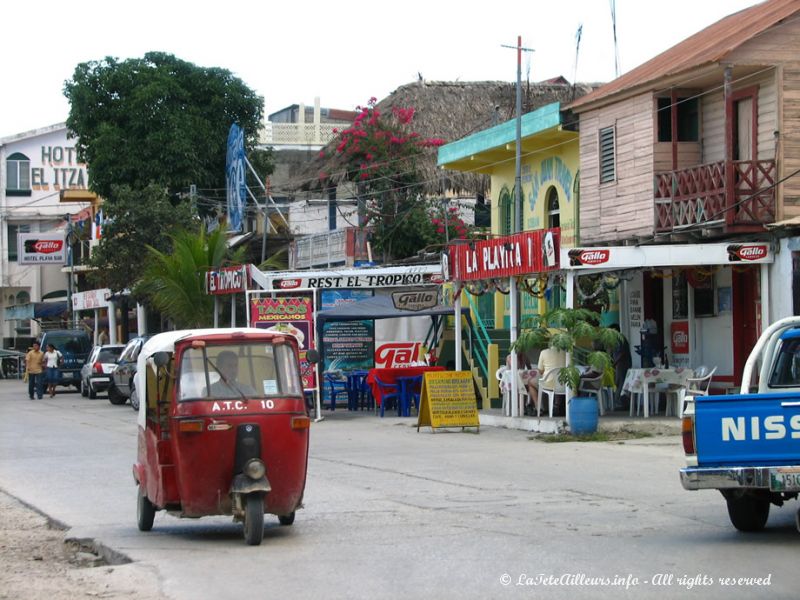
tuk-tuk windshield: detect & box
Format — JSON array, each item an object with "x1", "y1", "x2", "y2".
[{"x1": 178, "y1": 342, "x2": 302, "y2": 401}]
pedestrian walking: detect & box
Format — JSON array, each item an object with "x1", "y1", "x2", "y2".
[
  {"x1": 42, "y1": 343, "x2": 63, "y2": 397},
  {"x1": 25, "y1": 342, "x2": 45, "y2": 400}
]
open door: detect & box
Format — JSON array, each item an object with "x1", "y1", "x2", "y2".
[{"x1": 732, "y1": 267, "x2": 759, "y2": 387}]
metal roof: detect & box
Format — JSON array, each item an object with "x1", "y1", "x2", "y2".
[{"x1": 568, "y1": 0, "x2": 800, "y2": 112}]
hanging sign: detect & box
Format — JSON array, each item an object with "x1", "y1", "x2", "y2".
[
  {"x1": 417, "y1": 371, "x2": 479, "y2": 432},
  {"x1": 206, "y1": 265, "x2": 249, "y2": 295},
  {"x1": 671, "y1": 321, "x2": 690, "y2": 355},
  {"x1": 17, "y1": 233, "x2": 67, "y2": 265},
  {"x1": 226, "y1": 123, "x2": 246, "y2": 233},
  {"x1": 447, "y1": 229, "x2": 560, "y2": 281},
  {"x1": 391, "y1": 289, "x2": 438, "y2": 312},
  {"x1": 563, "y1": 242, "x2": 774, "y2": 270}
]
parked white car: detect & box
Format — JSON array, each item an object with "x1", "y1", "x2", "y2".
[{"x1": 80, "y1": 344, "x2": 125, "y2": 399}]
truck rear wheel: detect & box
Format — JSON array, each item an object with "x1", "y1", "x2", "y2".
[{"x1": 725, "y1": 494, "x2": 770, "y2": 532}]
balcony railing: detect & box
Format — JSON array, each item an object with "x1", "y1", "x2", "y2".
[
  {"x1": 654, "y1": 159, "x2": 776, "y2": 233},
  {"x1": 291, "y1": 227, "x2": 372, "y2": 269},
  {"x1": 260, "y1": 122, "x2": 339, "y2": 147}
]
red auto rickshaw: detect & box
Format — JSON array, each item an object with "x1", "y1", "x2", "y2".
[{"x1": 132, "y1": 328, "x2": 315, "y2": 545}]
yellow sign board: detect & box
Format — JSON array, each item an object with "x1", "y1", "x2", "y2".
[{"x1": 417, "y1": 371, "x2": 479, "y2": 432}]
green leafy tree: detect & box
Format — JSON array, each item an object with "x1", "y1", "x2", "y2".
[
  {"x1": 88, "y1": 184, "x2": 196, "y2": 292},
  {"x1": 136, "y1": 225, "x2": 247, "y2": 328},
  {"x1": 512, "y1": 308, "x2": 622, "y2": 391},
  {"x1": 64, "y1": 52, "x2": 266, "y2": 199},
  {"x1": 321, "y1": 98, "x2": 468, "y2": 261}
]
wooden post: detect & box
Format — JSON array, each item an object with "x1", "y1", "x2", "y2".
[{"x1": 724, "y1": 65, "x2": 735, "y2": 228}]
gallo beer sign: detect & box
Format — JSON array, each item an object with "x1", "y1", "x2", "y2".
[
  {"x1": 17, "y1": 233, "x2": 67, "y2": 265},
  {"x1": 671, "y1": 321, "x2": 690, "y2": 355}
]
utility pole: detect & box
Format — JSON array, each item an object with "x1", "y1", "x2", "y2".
[{"x1": 501, "y1": 36, "x2": 534, "y2": 417}]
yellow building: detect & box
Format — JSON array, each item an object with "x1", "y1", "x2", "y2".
[{"x1": 438, "y1": 102, "x2": 579, "y2": 329}]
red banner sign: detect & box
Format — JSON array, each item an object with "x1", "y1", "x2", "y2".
[
  {"x1": 447, "y1": 229, "x2": 559, "y2": 281},
  {"x1": 205, "y1": 265, "x2": 249, "y2": 295},
  {"x1": 671, "y1": 321, "x2": 690, "y2": 355}
]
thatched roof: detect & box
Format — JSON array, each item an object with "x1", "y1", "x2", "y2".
[{"x1": 296, "y1": 79, "x2": 600, "y2": 197}]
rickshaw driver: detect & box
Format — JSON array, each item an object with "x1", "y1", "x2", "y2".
[{"x1": 208, "y1": 351, "x2": 258, "y2": 397}]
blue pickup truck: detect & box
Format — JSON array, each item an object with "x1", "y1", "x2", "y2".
[{"x1": 680, "y1": 317, "x2": 800, "y2": 532}]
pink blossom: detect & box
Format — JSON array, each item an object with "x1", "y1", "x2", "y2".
[
  {"x1": 360, "y1": 172, "x2": 369, "y2": 180},
  {"x1": 318, "y1": 150, "x2": 325, "y2": 158}
]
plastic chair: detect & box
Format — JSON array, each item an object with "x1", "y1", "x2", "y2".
[
  {"x1": 686, "y1": 365, "x2": 716, "y2": 396},
  {"x1": 496, "y1": 367, "x2": 512, "y2": 414},
  {"x1": 406, "y1": 374, "x2": 424, "y2": 414},
  {"x1": 324, "y1": 372, "x2": 349, "y2": 411},
  {"x1": 373, "y1": 376, "x2": 400, "y2": 417},
  {"x1": 537, "y1": 367, "x2": 566, "y2": 418},
  {"x1": 669, "y1": 365, "x2": 716, "y2": 418},
  {"x1": 577, "y1": 371, "x2": 606, "y2": 416}
]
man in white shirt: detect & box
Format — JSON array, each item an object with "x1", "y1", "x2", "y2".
[{"x1": 208, "y1": 351, "x2": 257, "y2": 397}]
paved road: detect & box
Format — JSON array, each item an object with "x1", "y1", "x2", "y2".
[{"x1": 0, "y1": 379, "x2": 797, "y2": 599}]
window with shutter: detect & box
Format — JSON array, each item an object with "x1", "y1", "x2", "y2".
[{"x1": 599, "y1": 127, "x2": 615, "y2": 183}]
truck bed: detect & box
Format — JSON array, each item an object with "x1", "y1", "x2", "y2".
[{"x1": 694, "y1": 392, "x2": 800, "y2": 467}]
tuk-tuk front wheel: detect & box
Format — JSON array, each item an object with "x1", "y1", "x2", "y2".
[
  {"x1": 137, "y1": 486, "x2": 155, "y2": 532},
  {"x1": 243, "y1": 493, "x2": 264, "y2": 546}
]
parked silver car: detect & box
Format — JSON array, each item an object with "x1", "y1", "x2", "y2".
[{"x1": 80, "y1": 344, "x2": 125, "y2": 399}]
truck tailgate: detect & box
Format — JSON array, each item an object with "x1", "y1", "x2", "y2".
[{"x1": 694, "y1": 393, "x2": 800, "y2": 467}]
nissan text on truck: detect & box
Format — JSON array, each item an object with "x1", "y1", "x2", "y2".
[{"x1": 680, "y1": 316, "x2": 800, "y2": 532}]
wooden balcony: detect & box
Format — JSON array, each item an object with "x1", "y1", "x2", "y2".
[{"x1": 654, "y1": 159, "x2": 776, "y2": 233}]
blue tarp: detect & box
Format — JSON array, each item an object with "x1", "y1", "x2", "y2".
[{"x1": 4, "y1": 302, "x2": 67, "y2": 320}]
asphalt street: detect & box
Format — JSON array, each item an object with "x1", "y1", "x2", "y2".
[{"x1": 0, "y1": 378, "x2": 797, "y2": 600}]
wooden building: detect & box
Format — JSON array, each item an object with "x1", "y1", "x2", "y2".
[{"x1": 568, "y1": 0, "x2": 800, "y2": 245}]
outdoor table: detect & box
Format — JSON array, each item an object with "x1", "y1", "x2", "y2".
[
  {"x1": 366, "y1": 366, "x2": 445, "y2": 413},
  {"x1": 623, "y1": 367, "x2": 693, "y2": 418}
]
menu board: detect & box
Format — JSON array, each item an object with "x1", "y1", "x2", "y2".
[{"x1": 417, "y1": 371, "x2": 479, "y2": 432}]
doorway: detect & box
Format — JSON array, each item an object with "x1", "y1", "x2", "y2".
[{"x1": 732, "y1": 267, "x2": 759, "y2": 387}]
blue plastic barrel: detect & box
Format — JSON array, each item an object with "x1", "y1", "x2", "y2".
[{"x1": 569, "y1": 396, "x2": 599, "y2": 435}]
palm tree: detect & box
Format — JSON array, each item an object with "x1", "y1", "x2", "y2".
[{"x1": 137, "y1": 225, "x2": 247, "y2": 328}]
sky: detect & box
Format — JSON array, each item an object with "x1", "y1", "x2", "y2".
[{"x1": 1, "y1": 0, "x2": 763, "y2": 139}]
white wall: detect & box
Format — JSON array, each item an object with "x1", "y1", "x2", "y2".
[
  {"x1": 770, "y1": 237, "x2": 798, "y2": 321},
  {"x1": 662, "y1": 268, "x2": 733, "y2": 380},
  {"x1": 287, "y1": 200, "x2": 358, "y2": 235},
  {"x1": 0, "y1": 124, "x2": 92, "y2": 340}
]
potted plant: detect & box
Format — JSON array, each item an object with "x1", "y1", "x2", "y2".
[{"x1": 512, "y1": 307, "x2": 622, "y2": 432}]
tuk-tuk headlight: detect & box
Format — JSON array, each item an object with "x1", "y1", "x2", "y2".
[{"x1": 243, "y1": 459, "x2": 266, "y2": 480}]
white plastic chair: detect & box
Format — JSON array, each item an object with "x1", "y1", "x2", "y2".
[
  {"x1": 497, "y1": 367, "x2": 529, "y2": 416},
  {"x1": 668, "y1": 365, "x2": 716, "y2": 418},
  {"x1": 686, "y1": 365, "x2": 716, "y2": 396},
  {"x1": 577, "y1": 371, "x2": 606, "y2": 416},
  {"x1": 537, "y1": 367, "x2": 566, "y2": 418}
]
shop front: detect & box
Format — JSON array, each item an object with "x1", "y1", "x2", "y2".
[
  {"x1": 562, "y1": 242, "x2": 774, "y2": 393},
  {"x1": 247, "y1": 265, "x2": 444, "y2": 419}
]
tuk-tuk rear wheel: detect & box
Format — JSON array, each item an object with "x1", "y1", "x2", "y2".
[
  {"x1": 243, "y1": 493, "x2": 264, "y2": 546},
  {"x1": 137, "y1": 486, "x2": 155, "y2": 532},
  {"x1": 278, "y1": 512, "x2": 295, "y2": 526}
]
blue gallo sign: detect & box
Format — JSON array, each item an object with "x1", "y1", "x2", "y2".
[{"x1": 226, "y1": 124, "x2": 246, "y2": 233}]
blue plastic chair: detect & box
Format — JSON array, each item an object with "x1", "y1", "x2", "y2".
[
  {"x1": 407, "y1": 375, "x2": 424, "y2": 414},
  {"x1": 374, "y1": 376, "x2": 400, "y2": 417},
  {"x1": 324, "y1": 373, "x2": 349, "y2": 411},
  {"x1": 349, "y1": 370, "x2": 372, "y2": 410}
]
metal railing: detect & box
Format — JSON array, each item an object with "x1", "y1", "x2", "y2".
[{"x1": 463, "y1": 292, "x2": 492, "y2": 383}]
